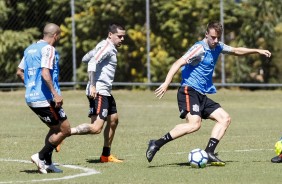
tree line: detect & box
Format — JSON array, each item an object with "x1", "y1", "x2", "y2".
[{"x1": 1, "y1": 0, "x2": 282, "y2": 85}]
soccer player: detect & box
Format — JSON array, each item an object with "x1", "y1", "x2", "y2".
[
  {"x1": 16, "y1": 23, "x2": 71, "y2": 173},
  {"x1": 70, "y1": 23, "x2": 126, "y2": 163},
  {"x1": 146, "y1": 21, "x2": 271, "y2": 166},
  {"x1": 271, "y1": 137, "x2": 282, "y2": 163}
]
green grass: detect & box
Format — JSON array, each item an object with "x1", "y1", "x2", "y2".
[{"x1": 0, "y1": 89, "x2": 281, "y2": 184}]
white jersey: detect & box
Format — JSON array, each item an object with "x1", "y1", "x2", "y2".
[{"x1": 82, "y1": 38, "x2": 118, "y2": 96}]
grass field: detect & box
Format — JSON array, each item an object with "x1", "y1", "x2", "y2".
[{"x1": 0, "y1": 89, "x2": 281, "y2": 184}]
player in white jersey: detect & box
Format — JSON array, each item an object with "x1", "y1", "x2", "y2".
[
  {"x1": 16, "y1": 23, "x2": 71, "y2": 174},
  {"x1": 70, "y1": 23, "x2": 126, "y2": 163}
]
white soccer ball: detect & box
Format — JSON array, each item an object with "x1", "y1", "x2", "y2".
[{"x1": 188, "y1": 148, "x2": 208, "y2": 168}]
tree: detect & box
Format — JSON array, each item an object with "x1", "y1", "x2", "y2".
[{"x1": 1, "y1": 0, "x2": 281, "y2": 86}]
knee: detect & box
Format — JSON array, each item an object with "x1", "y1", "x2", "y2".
[
  {"x1": 62, "y1": 127, "x2": 71, "y2": 137},
  {"x1": 111, "y1": 119, "x2": 119, "y2": 128},
  {"x1": 183, "y1": 119, "x2": 201, "y2": 133},
  {"x1": 108, "y1": 115, "x2": 119, "y2": 128},
  {"x1": 58, "y1": 122, "x2": 71, "y2": 137},
  {"x1": 223, "y1": 115, "x2": 231, "y2": 127},
  {"x1": 186, "y1": 113, "x2": 202, "y2": 130},
  {"x1": 190, "y1": 121, "x2": 201, "y2": 132},
  {"x1": 90, "y1": 126, "x2": 103, "y2": 134}
]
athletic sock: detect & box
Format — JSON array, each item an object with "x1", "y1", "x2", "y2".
[
  {"x1": 45, "y1": 152, "x2": 53, "y2": 165},
  {"x1": 155, "y1": 132, "x2": 173, "y2": 148},
  {"x1": 38, "y1": 141, "x2": 55, "y2": 164},
  {"x1": 205, "y1": 138, "x2": 219, "y2": 153},
  {"x1": 102, "y1": 147, "x2": 111, "y2": 157}
]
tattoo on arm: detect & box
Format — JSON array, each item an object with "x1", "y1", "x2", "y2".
[{"x1": 89, "y1": 71, "x2": 95, "y2": 86}]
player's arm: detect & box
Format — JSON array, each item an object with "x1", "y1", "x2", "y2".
[
  {"x1": 82, "y1": 40, "x2": 111, "y2": 63},
  {"x1": 155, "y1": 57, "x2": 186, "y2": 99},
  {"x1": 42, "y1": 68, "x2": 63, "y2": 108},
  {"x1": 41, "y1": 45, "x2": 63, "y2": 108},
  {"x1": 82, "y1": 51, "x2": 93, "y2": 63},
  {"x1": 88, "y1": 57, "x2": 97, "y2": 99},
  {"x1": 93, "y1": 40, "x2": 111, "y2": 63},
  {"x1": 227, "y1": 46, "x2": 271, "y2": 57},
  {"x1": 16, "y1": 68, "x2": 24, "y2": 83},
  {"x1": 155, "y1": 44, "x2": 204, "y2": 99},
  {"x1": 16, "y1": 58, "x2": 25, "y2": 83}
]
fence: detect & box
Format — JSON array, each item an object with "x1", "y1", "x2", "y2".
[{"x1": 1, "y1": 0, "x2": 281, "y2": 90}]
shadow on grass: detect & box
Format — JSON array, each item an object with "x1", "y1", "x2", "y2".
[
  {"x1": 86, "y1": 159, "x2": 101, "y2": 164},
  {"x1": 148, "y1": 160, "x2": 237, "y2": 168},
  {"x1": 148, "y1": 162, "x2": 190, "y2": 168},
  {"x1": 86, "y1": 158, "x2": 125, "y2": 163},
  {"x1": 20, "y1": 169, "x2": 39, "y2": 174}
]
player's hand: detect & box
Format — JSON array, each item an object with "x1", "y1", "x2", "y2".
[
  {"x1": 259, "y1": 49, "x2": 271, "y2": 58},
  {"x1": 90, "y1": 85, "x2": 97, "y2": 99},
  {"x1": 53, "y1": 94, "x2": 63, "y2": 108},
  {"x1": 155, "y1": 83, "x2": 168, "y2": 99}
]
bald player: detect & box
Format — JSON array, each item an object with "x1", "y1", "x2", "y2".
[{"x1": 17, "y1": 23, "x2": 71, "y2": 174}]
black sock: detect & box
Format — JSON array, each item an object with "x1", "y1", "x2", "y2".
[
  {"x1": 155, "y1": 132, "x2": 173, "y2": 148},
  {"x1": 205, "y1": 138, "x2": 219, "y2": 153},
  {"x1": 38, "y1": 141, "x2": 55, "y2": 163},
  {"x1": 45, "y1": 152, "x2": 53, "y2": 165},
  {"x1": 102, "y1": 147, "x2": 111, "y2": 157}
]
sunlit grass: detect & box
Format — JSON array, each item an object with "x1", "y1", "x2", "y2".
[{"x1": 0, "y1": 89, "x2": 281, "y2": 183}]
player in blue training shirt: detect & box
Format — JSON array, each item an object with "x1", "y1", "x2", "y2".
[
  {"x1": 17, "y1": 23, "x2": 71, "y2": 174},
  {"x1": 146, "y1": 21, "x2": 271, "y2": 166}
]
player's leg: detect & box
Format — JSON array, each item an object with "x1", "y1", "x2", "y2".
[
  {"x1": 30, "y1": 104, "x2": 70, "y2": 173},
  {"x1": 100, "y1": 96, "x2": 122, "y2": 163},
  {"x1": 43, "y1": 119, "x2": 70, "y2": 173},
  {"x1": 271, "y1": 154, "x2": 282, "y2": 163},
  {"x1": 71, "y1": 95, "x2": 106, "y2": 135},
  {"x1": 170, "y1": 114, "x2": 202, "y2": 139},
  {"x1": 71, "y1": 116, "x2": 105, "y2": 135},
  {"x1": 146, "y1": 113, "x2": 202, "y2": 162},
  {"x1": 44, "y1": 105, "x2": 71, "y2": 173},
  {"x1": 103, "y1": 113, "x2": 118, "y2": 147},
  {"x1": 205, "y1": 107, "x2": 231, "y2": 166},
  {"x1": 100, "y1": 113, "x2": 122, "y2": 163},
  {"x1": 208, "y1": 108, "x2": 231, "y2": 140},
  {"x1": 146, "y1": 86, "x2": 202, "y2": 162}
]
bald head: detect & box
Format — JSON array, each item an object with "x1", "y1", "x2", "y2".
[{"x1": 43, "y1": 23, "x2": 61, "y2": 38}]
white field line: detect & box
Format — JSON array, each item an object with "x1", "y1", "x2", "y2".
[
  {"x1": 0, "y1": 158, "x2": 100, "y2": 184},
  {"x1": 0, "y1": 149, "x2": 273, "y2": 183}
]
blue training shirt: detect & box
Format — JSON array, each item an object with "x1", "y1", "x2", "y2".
[
  {"x1": 18, "y1": 40, "x2": 61, "y2": 104},
  {"x1": 181, "y1": 40, "x2": 232, "y2": 94}
]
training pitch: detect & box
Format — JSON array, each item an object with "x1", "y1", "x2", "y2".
[{"x1": 0, "y1": 89, "x2": 281, "y2": 184}]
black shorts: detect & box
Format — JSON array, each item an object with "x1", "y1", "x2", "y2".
[
  {"x1": 177, "y1": 86, "x2": 220, "y2": 119},
  {"x1": 29, "y1": 101, "x2": 67, "y2": 126},
  {"x1": 87, "y1": 94, "x2": 117, "y2": 120}
]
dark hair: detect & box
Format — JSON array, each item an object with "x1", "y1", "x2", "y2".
[
  {"x1": 206, "y1": 21, "x2": 223, "y2": 35},
  {"x1": 108, "y1": 23, "x2": 125, "y2": 33}
]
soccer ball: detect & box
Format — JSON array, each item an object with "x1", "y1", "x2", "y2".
[
  {"x1": 188, "y1": 148, "x2": 208, "y2": 168},
  {"x1": 274, "y1": 138, "x2": 282, "y2": 155}
]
